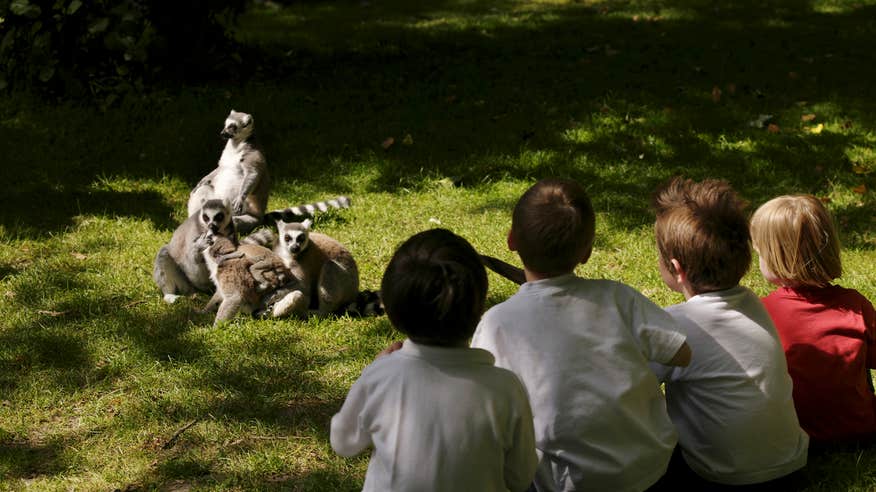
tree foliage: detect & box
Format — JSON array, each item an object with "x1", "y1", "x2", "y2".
[{"x1": 0, "y1": 0, "x2": 247, "y2": 97}]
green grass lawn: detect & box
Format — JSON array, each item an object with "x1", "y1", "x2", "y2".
[{"x1": 2, "y1": 0, "x2": 876, "y2": 489}]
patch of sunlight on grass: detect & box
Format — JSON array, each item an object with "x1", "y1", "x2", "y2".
[{"x1": 716, "y1": 135, "x2": 757, "y2": 153}]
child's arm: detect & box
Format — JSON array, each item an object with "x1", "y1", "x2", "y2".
[{"x1": 329, "y1": 380, "x2": 373, "y2": 457}]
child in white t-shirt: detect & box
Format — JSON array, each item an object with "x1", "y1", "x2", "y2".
[
  {"x1": 330, "y1": 228, "x2": 537, "y2": 492},
  {"x1": 650, "y1": 177, "x2": 809, "y2": 488},
  {"x1": 471, "y1": 178, "x2": 691, "y2": 492}
]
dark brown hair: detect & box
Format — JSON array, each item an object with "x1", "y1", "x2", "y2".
[
  {"x1": 653, "y1": 177, "x2": 751, "y2": 293},
  {"x1": 511, "y1": 178, "x2": 596, "y2": 276},
  {"x1": 381, "y1": 228, "x2": 488, "y2": 346}
]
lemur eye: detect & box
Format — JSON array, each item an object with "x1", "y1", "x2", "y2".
[
  {"x1": 202, "y1": 214, "x2": 208, "y2": 222},
  {"x1": 284, "y1": 235, "x2": 291, "y2": 242}
]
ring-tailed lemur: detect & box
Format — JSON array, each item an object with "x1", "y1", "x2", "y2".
[
  {"x1": 188, "y1": 110, "x2": 269, "y2": 234},
  {"x1": 480, "y1": 255, "x2": 526, "y2": 285},
  {"x1": 262, "y1": 195, "x2": 351, "y2": 224},
  {"x1": 200, "y1": 228, "x2": 297, "y2": 325},
  {"x1": 248, "y1": 218, "x2": 367, "y2": 318},
  {"x1": 153, "y1": 199, "x2": 234, "y2": 303}
]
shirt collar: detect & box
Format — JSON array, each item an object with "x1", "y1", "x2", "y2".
[{"x1": 399, "y1": 339, "x2": 496, "y2": 365}]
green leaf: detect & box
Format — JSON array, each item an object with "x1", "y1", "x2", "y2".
[
  {"x1": 68, "y1": 0, "x2": 82, "y2": 15},
  {"x1": 89, "y1": 17, "x2": 110, "y2": 35},
  {"x1": 10, "y1": 0, "x2": 41, "y2": 18},
  {"x1": 38, "y1": 65, "x2": 55, "y2": 82}
]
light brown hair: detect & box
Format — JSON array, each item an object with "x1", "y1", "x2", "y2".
[
  {"x1": 511, "y1": 178, "x2": 596, "y2": 277},
  {"x1": 750, "y1": 194, "x2": 842, "y2": 287},
  {"x1": 653, "y1": 177, "x2": 751, "y2": 293}
]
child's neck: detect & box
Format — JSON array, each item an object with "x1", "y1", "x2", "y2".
[{"x1": 524, "y1": 267, "x2": 572, "y2": 282}]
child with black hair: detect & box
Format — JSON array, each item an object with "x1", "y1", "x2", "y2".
[{"x1": 330, "y1": 228, "x2": 537, "y2": 492}]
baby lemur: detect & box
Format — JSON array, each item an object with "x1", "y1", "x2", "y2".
[
  {"x1": 188, "y1": 110, "x2": 269, "y2": 234},
  {"x1": 200, "y1": 227, "x2": 296, "y2": 325}
]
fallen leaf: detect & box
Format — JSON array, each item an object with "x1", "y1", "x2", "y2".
[
  {"x1": 381, "y1": 137, "x2": 395, "y2": 150},
  {"x1": 71, "y1": 252, "x2": 87, "y2": 260},
  {"x1": 4, "y1": 291, "x2": 14, "y2": 299},
  {"x1": 429, "y1": 217, "x2": 442, "y2": 225},
  {"x1": 801, "y1": 114, "x2": 816, "y2": 122},
  {"x1": 852, "y1": 184, "x2": 867, "y2": 194},
  {"x1": 402, "y1": 134, "x2": 413, "y2": 145},
  {"x1": 788, "y1": 71, "x2": 799, "y2": 80},
  {"x1": 767, "y1": 124, "x2": 781, "y2": 133},
  {"x1": 711, "y1": 86, "x2": 722, "y2": 103},
  {"x1": 632, "y1": 14, "x2": 640, "y2": 21},
  {"x1": 852, "y1": 165, "x2": 870, "y2": 175},
  {"x1": 806, "y1": 123, "x2": 824, "y2": 134}
]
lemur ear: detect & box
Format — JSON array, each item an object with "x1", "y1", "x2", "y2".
[
  {"x1": 241, "y1": 114, "x2": 253, "y2": 127},
  {"x1": 302, "y1": 218, "x2": 313, "y2": 230}
]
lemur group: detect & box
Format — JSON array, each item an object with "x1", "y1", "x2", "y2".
[{"x1": 152, "y1": 110, "x2": 381, "y2": 325}]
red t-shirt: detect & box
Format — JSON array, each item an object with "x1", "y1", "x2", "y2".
[{"x1": 762, "y1": 285, "x2": 876, "y2": 442}]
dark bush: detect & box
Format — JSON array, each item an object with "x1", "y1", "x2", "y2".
[{"x1": 0, "y1": 0, "x2": 247, "y2": 97}]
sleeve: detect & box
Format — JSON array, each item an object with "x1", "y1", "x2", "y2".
[
  {"x1": 624, "y1": 286, "x2": 686, "y2": 365},
  {"x1": 503, "y1": 377, "x2": 538, "y2": 492},
  {"x1": 329, "y1": 375, "x2": 373, "y2": 457}
]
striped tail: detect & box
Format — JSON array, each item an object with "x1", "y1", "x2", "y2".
[
  {"x1": 480, "y1": 255, "x2": 526, "y2": 285},
  {"x1": 341, "y1": 289, "x2": 384, "y2": 317},
  {"x1": 263, "y1": 195, "x2": 351, "y2": 223}
]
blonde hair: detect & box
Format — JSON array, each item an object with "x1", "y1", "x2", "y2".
[
  {"x1": 750, "y1": 195, "x2": 842, "y2": 287},
  {"x1": 653, "y1": 177, "x2": 751, "y2": 293}
]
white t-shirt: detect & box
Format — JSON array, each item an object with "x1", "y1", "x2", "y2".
[
  {"x1": 652, "y1": 286, "x2": 809, "y2": 485},
  {"x1": 330, "y1": 340, "x2": 537, "y2": 492},
  {"x1": 471, "y1": 275, "x2": 686, "y2": 492}
]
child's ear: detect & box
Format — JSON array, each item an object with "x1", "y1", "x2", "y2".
[
  {"x1": 669, "y1": 259, "x2": 686, "y2": 282},
  {"x1": 507, "y1": 229, "x2": 518, "y2": 251}
]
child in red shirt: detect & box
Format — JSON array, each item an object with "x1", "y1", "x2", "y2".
[{"x1": 750, "y1": 194, "x2": 876, "y2": 443}]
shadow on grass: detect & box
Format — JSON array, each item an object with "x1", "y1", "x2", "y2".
[{"x1": 3, "y1": 0, "x2": 875, "y2": 244}]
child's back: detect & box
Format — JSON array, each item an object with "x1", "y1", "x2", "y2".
[
  {"x1": 471, "y1": 178, "x2": 690, "y2": 492},
  {"x1": 752, "y1": 194, "x2": 876, "y2": 443},
  {"x1": 652, "y1": 178, "x2": 808, "y2": 486},
  {"x1": 333, "y1": 340, "x2": 535, "y2": 491},
  {"x1": 474, "y1": 276, "x2": 686, "y2": 492},
  {"x1": 657, "y1": 286, "x2": 808, "y2": 484},
  {"x1": 330, "y1": 229, "x2": 537, "y2": 491}
]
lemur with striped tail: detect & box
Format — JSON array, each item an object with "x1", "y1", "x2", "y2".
[{"x1": 246, "y1": 218, "x2": 382, "y2": 318}]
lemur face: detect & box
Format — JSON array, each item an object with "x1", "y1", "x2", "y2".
[
  {"x1": 200, "y1": 200, "x2": 233, "y2": 235},
  {"x1": 279, "y1": 221, "x2": 311, "y2": 256},
  {"x1": 220, "y1": 110, "x2": 254, "y2": 141}
]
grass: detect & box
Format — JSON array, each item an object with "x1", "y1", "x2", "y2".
[{"x1": 1, "y1": 0, "x2": 875, "y2": 489}]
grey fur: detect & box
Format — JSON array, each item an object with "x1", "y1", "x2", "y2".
[
  {"x1": 261, "y1": 219, "x2": 360, "y2": 318},
  {"x1": 188, "y1": 110, "x2": 269, "y2": 234},
  {"x1": 153, "y1": 199, "x2": 234, "y2": 303}
]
